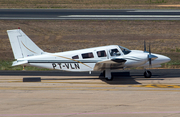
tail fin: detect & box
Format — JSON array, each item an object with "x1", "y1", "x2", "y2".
[{"x1": 7, "y1": 29, "x2": 44, "y2": 59}]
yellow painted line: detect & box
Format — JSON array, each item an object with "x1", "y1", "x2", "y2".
[{"x1": 134, "y1": 84, "x2": 180, "y2": 88}]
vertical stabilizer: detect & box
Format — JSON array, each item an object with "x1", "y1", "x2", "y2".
[{"x1": 7, "y1": 29, "x2": 44, "y2": 59}]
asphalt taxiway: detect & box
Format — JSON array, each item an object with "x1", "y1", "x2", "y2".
[{"x1": 0, "y1": 69, "x2": 180, "y2": 117}]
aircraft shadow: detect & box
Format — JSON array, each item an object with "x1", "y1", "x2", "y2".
[
  {"x1": 42, "y1": 76, "x2": 141, "y2": 85},
  {"x1": 98, "y1": 71, "x2": 171, "y2": 85},
  {"x1": 42, "y1": 78, "x2": 98, "y2": 80},
  {"x1": 99, "y1": 72, "x2": 141, "y2": 85},
  {"x1": 99, "y1": 77, "x2": 141, "y2": 85},
  {"x1": 41, "y1": 71, "x2": 175, "y2": 85},
  {"x1": 42, "y1": 72, "x2": 142, "y2": 85}
]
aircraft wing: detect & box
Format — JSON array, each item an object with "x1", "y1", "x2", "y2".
[
  {"x1": 93, "y1": 58, "x2": 126, "y2": 71},
  {"x1": 12, "y1": 60, "x2": 100, "y2": 66},
  {"x1": 12, "y1": 58, "x2": 126, "y2": 71}
]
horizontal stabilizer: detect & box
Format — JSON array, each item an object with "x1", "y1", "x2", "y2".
[{"x1": 12, "y1": 60, "x2": 28, "y2": 66}]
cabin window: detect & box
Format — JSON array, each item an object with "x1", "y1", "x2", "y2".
[
  {"x1": 110, "y1": 48, "x2": 121, "y2": 56},
  {"x1": 82, "y1": 52, "x2": 94, "y2": 59},
  {"x1": 97, "y1": 50, "x2": 107, "y2": 57},
  {"x1": 72, "y1": 55, "x2": 79, "y2": 59}
]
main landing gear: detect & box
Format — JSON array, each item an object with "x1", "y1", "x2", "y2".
[
  {"x1": 102, "y1": 69, "x2": 113, "y2": 81},
  {"x1": 144, "y1": 70, "x2": 152, "y2": 78}
]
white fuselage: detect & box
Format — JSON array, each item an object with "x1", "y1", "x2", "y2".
[{"x1": 16, "y1": 45, "x2": 170, "y2": 72}]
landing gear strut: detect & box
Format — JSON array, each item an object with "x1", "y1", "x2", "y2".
[
  {"x1": 102, "y1": 69, "x2": 113, "y2": 81},
  {"x1": 144, "y1": 70, "x2": 152, "y2": 78}
]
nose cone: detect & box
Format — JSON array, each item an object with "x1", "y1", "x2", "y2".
[
  {"x1": 165, "y1": 56, "x2": 171, "y2": 63},
  {"x1": 156, "y1": 55, "x2": 171, "y2": 64}
]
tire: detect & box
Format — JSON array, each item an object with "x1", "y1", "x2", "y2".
[
  {"x1": 144, "y1": 70, "x2": 152, "y2": 78},
  {"x1": 105, "y1": 76, "x2": 114, "y2": 81}
]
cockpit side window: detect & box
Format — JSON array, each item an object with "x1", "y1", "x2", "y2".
[
  {"x1": 82, "y1": 52, "x2": 94, "y2": 59},
  {"x1": 109, "y1": 48, "x2": 121, "y2": 56},
  {"x1": 72, "y1": 55, "x2": 79, "y2": 59},
  {"x1": 97, "y1": 50, "x2": 107, "y2": 57}
]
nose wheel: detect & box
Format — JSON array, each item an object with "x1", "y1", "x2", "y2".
[{"x1": 144, "y1": 70, "x2": 152, "y2": 78}]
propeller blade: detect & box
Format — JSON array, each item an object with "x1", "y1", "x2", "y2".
[
  {"x1": 149, "y1": 43, "x2": 152, "y2": 66},
  {"x1": 149, "y1": 43, "x2": 151, "y2": 54},
  {"x1": 149, "y1": 58, "x2": 152, "y2": 66},
  {"x1": 144, "y1": 40, "x2": 146, "y2": 52},
  {"x1": 147, "y1": 43, "x2": 158, "y2": 67}
]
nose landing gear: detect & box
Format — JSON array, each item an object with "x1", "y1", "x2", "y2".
[{"x1": 144, "y1": 70, "x2": 152, "y2": 78}]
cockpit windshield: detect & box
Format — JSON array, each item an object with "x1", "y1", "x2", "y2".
[{"x1": 118, "y1": 46, "x2": 131, "y2": 55}]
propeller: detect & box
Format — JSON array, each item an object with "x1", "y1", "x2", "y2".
[
  {"x1": 148, "y1": 43, "x2": 152, "y2": 66},
  {"x1": 144, "y1": 40, "x2": 146, "y2": 52},
  {"x1": 144, "y1": 41, "x2": 158, "y2": 67}
]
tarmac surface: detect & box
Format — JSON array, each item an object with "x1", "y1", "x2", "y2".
[
  {"x1": 0, "y1": 69, "x2": 180, "y2": 117},
  {"x1": 1, "y1": 9, "x2": 180, "y2": 20}
]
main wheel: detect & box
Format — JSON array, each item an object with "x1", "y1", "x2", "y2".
[
  {"x1": 105, "y1": 74, "x2": 114, "y2": 81},
  {"x1": 105, "y1": 76, "x2": 114, "y2": 81},
  {"x1": 144, "y1": 70, "x2": 152, "y2": 78}
]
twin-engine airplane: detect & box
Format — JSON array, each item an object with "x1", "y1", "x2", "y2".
[{"x1": 7, "y1": 29, "x2": 170, "y2": 81}]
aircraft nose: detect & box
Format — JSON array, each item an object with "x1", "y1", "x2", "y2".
[{"x1": 158, "y1": 55, "x2": 171, "y2": 63}]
